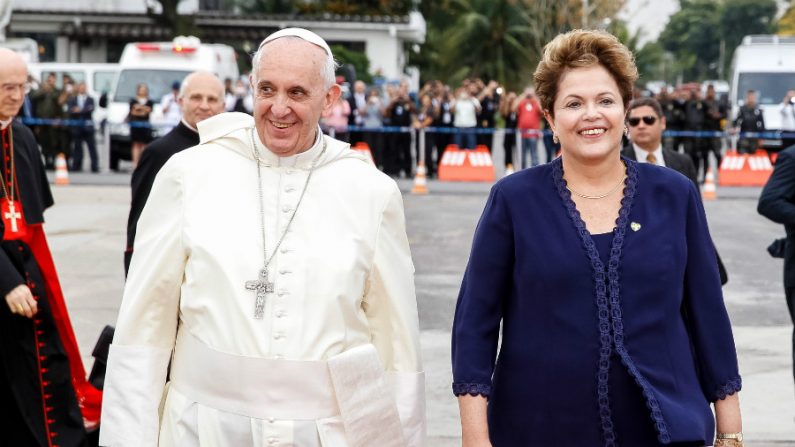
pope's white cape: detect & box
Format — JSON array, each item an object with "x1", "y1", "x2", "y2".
[{"x1": 99, "y1": 112, "x2": 426, "y2": 446}]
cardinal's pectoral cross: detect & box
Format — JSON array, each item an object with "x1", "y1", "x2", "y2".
[
  {"x1": 3, "y1": 201, "x2": 22, "y2": 233},
  {"x1": 245, "y1": 268, "x2": 274, "y2": 319}
]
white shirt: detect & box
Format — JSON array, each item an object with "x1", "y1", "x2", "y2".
[
  {"x1": 632, "y1": 143, "x2": 665, "y2": 167},
  {"x1": 781, "y1": 102, "x2": 795, "y2": 131},
  {"x1": 453, "y1": 96, "x2": 480, "y2": 128},
  {"x1": 160, "y1": 92, "x2": 181, "y2": 126},
  {"x1": 100, "y1": 113, "x2": 424, "y2": 447}
]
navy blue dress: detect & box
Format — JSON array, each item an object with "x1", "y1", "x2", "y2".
[{"x1": 451, "y1": 157, "x2": 741, "y2": 446}]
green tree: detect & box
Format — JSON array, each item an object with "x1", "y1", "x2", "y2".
[
  {"x1": 149, "y1": 0, "x2": 198, "y2": 37},
  {"x1": 720, "y1": 0, "x2": 776, "y2": 75},
  {"x1": 331, "y1": 44, "x2": 373, "y2": 84},
  {"x1": 779, "y1": 3, "x2": 795, "y2": 35},
  {"x1": 412, "y1": 0, "x2": 624, "y2": 90},
  {"x1": 659, "y1": 0, "x2": 722, "y2": 81},
  {"x1": 434, "y1": 0, "x2": 535, "y2": 89},
  {"x1": 231, "y1": 0, "x2": 413, "y2": 15},
  {"x1": 233, "y1": 0, "x2": 296, "y2": 14},
  {"x1": 658, "y1": 0, "x2": 776, "y2": 82}
]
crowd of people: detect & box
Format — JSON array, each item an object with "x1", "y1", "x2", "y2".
[
  {"x1": 16, "y1": 61, "x2": 779, "y2": 184},
  {"x1": 312, "y1": 76, "x2": 775, "y2": 183}
]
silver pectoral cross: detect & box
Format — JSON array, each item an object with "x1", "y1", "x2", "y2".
[{"x1": 245, "y1": 268, "x2": 274, "y2": 319}]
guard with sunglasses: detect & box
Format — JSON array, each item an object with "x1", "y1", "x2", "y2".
[
  {"x1": 623, "y1": 97, "x2": 697, "y2": 183},
  {"x1": 623, "y1": 97, "x2": 728, "y2": 285}
]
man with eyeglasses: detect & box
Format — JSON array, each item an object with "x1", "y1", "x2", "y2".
[
  {"x1": 623, "y1": 96, "x2": 728, "y2": 285},
  {"x1": 0, "y1": 47, "x2": 101, "y2": 446}
]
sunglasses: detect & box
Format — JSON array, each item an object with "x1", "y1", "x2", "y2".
[{"x1": 627, "y1": 116, "x2": 657, "y2": 127}]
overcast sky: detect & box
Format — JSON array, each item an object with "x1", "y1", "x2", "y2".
[{"x1": 617, "y1": 0, "x2": 680, "y2": 46}]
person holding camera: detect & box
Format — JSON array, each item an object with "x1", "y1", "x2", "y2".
[
  {"x1": 780, "y1": 90, "x2": 795, "y2": 150},
  {"x1": 513, "y1": 87, "x2": 543, "y2": 168}
]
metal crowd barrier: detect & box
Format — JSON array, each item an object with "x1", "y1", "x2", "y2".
[{"x1": 15, "y1": 116, "x2": 791, "y2": 173}]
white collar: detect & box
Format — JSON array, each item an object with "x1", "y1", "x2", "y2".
[
  {"x1": 181, "y1": 118, "x2": 198, "y2": 133},
  {"x1": 252, "y1": 126, "x2": 324, "y2": 169},
  {"x1": 0, "y1": 118, "x2": 12, "y2": 130},
  {"x1": 632, "y1": 143, "x2": 664, "y2": 165}
]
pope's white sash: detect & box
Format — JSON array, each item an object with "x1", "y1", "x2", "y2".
[{"x1": 169, "y1": 328, "x2": 406, "y2": 447}]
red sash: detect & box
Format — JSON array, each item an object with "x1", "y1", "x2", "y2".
[{"x1": 9, "y1": 218, "x2": 102, "y2": 428}]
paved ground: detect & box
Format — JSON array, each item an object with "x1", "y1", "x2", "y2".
[{"x1": 44, "y1": 167, "x2": 795, "y2": 446}]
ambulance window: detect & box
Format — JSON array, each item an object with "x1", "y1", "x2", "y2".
[
  {"x1": 94, "y1": 71, "x2": 117, "y2": 94},
  {"x1": 114, "y1": 69, "x2": 190, "y2": 103}
]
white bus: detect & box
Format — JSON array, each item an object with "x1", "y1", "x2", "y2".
[
  {"x1": 730, "y1": 35, "x2": 795, "y2": 148},
  {"x1": 107, "y1": 36, "x2": 239, "y2": 170},
  {"x1": 27, "y1": 62, "x2": 118, "y2": 100}
]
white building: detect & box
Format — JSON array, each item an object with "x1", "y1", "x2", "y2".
[{"x1": 5, "y1": 0, "x2": 426, "y2": 80}]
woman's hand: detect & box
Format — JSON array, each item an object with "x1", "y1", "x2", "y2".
[
  {"x1": 459, "y1": 394, "x2": 492, "y2": 447},
  {"x1": 5, "y1": 284, "x2": 37, "y2": 318},
  {"x1": 714, "y1": 392, "x2": 742, "y2": 446}
]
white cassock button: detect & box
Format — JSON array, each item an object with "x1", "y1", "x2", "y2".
[
  {"x1": 276, "y1": 289, "x2": 288, "y2": 296},
  {"x1": 274, "y1": 354, "x2": 284, "y2": 359},
  {"x1": 273, "y1": 332, "x2": 284, "y2": 340},
  {"x1": 279, "y1": 247, "x2": 289, "y2": 254},
  {"x1": 285, "y1": 169, "x2": 294, "y2": 175},
  {"x1": 282, "y1": 206, "x2": 292, "y2": 213},
  {"x1": 268, "y1": 417, "x2": 275, "y2": 423},
  {"x1": 285, "y1": 186, "x2": 296, "y2": 193},
  {"x1": 268, "y1": 437, "x2": 278, "y2": 444},
  {"x1": 279, "y1": 269, "x2": 291, "y2": 275},
  {"x1": 275, "y1": 310, "x2": 286, "y2": 318}
]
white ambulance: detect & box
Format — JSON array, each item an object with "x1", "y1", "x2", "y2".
[{"x1": 106, "y1": 36, "x2": 239, "y2": 170}]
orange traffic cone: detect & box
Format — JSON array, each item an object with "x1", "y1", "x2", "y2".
[
  {"x1": 702, "y1": 168, "x2": 716, "y2": 201},
  {"x1": 411, "y1": 160, "x2": 429, "y2": 195},
  {"x1": 54, "y1": 153, "x2": 70, "y2": 186}
]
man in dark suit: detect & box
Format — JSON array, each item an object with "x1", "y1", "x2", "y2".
[
  {"x1": 758, "y1": 145, "x2": 795, "y2": 386},
  {"x1": 623, "y1": 97, "x2": 697, "y2": 183},
  {"x1": 624, "y1": 97, "x2": 728, "y2": 285},
  {"x1": 67, "y1": 81, "x2": 99, "y2": 172},
  {"x1": 125, "y1": 71, "x2": 225, "y2": 274}
]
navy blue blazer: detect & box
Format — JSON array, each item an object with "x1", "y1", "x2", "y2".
[
  {"x1": 758, "y1": 146, "x2": 795, "y2": 287},
  {"x1": 452, "y1": 157, "x2": 741, "y2": 446},
  {"x1": 66, "y1": 95, "x2": 95, "y2": 124}
]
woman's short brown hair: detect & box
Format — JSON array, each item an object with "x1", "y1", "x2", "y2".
[{"x1": 533, "y1": 29, "x2": 638, "y2": 117}]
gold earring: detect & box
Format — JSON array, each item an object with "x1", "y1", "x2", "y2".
[
  {"x1": 624, "y1": 125, "x2": 629, "y2": 137},
  {"x1": 552, "y1": 133, "x2": 559, "y2": 145}
]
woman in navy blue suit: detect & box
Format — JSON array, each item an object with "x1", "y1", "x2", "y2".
[{"x1": 452, "y1": 30, "x2": 743, "y2": 447}]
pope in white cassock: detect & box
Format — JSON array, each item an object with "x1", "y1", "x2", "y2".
[{"x1": 99, "y1": 28, "x2": 425, "y2": 447}]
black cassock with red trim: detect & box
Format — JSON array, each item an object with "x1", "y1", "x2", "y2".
[{"x1": 0, "y1": 121, "x2": 99, "y2": 447}]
